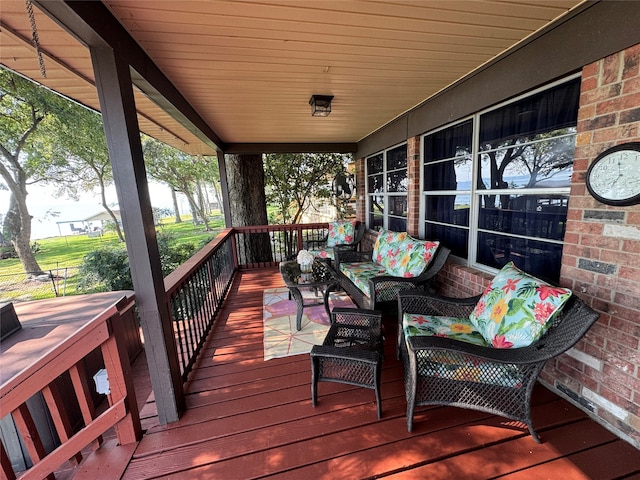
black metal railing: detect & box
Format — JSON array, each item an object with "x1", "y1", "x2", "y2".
[
  {"x1": 164, "y1": 229, "x2": 235, "y2": 380},
  {"x1": 164, "y1": 223, "x2": 331, "y2": 380}
]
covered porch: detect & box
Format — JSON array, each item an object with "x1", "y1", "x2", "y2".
[
  {"x1": 1, "y1": 1, "x2": 640, "y2": 478},
  {"x1": 74, "y1": 268, "x2": 640, "y2": 479}
]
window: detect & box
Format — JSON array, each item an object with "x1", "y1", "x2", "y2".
[
  {"x1": 422, "y1": 77, "x2": 580, "y2": 282},
  {"x1": 367, "y1": 143, "x2": 407, "y2": 231}
]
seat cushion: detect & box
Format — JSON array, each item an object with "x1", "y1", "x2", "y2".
[
  {"x1": 469, "y1": 262, "x2": 572, "y2": 348},
  {"x1": 402, "y1": 313, "x2": 521, "y2": 387},
  {"x1": 372, "y1": 229, "x2": 439, "y2": 278},
  {"x1": 327, "y1": 221, "x2": 356, "y2": 247},
  {"x1": 403, "y1": 313, "x2": 487, "y2": 346},
  {"x1": 339, "y1": 261, "x2": 387, "y2": 299},
  {"x1": 308, "y1": 248, "x2": 334, "y2": 260}
]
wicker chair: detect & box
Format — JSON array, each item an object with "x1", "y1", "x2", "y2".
[
  {"x1": 397, "y1": 289, "x2": 600, "y2": 442},
  {"x1": 306, "y1": 221, "x2": 366, "y2": 263}
]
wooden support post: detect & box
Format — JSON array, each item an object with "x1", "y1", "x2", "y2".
[{"x1": 90, "y1": 46, "x2": 185, "y2": 423}]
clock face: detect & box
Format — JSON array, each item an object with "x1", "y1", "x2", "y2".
[{"x1": 586, "y1": 143, "x2": 640, "y2": 206}]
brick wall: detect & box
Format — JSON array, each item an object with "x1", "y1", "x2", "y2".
[
  {"x1": 542, "y1": 44, "x2": 640, "y2": 447},
  {"x1": 407, "y1": 136, "x2": 421, "y2": 237},
  {"x1": 357, "y1": 45, "x2": 640, "y2": 447}
]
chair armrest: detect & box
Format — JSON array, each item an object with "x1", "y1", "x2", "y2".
[
  {"x1": 399, "y1": 290, "x2": 481, "y2": 318},
  {"x1": 305, "y1": 235, "x2": 328, "y2": 249},
  {"x1": 310, "y1": 345, "x2": 380, "y2": 364},
  {"x1": 334, "y1": 249, "x2": 373, "y2": 265}
]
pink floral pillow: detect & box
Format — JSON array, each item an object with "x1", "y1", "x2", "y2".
[{"x1": 468, "y1": 262, "x2": 572, "y2": 348}]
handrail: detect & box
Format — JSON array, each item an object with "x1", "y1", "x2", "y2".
[
  {"x1": 162, "y1": 223, "x2": 332, "y2": 380},
  {"x1": 0, "y1": 295, "x2": 142, "y2": 480},
  {"x1": 0, "y1": 222, "x2": 338, "y2": 478}
]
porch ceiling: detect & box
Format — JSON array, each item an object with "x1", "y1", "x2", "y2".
[{"x1": 1, "y1": 0, "x2": 584, "y2": 156}]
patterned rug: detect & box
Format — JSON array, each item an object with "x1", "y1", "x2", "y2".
[{"x1": 263, "y1": 287, "x2": 355, "y2": 361}]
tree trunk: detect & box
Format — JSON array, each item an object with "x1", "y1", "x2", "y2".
[
  {"x1": 4, "y1": 194, "x2": 44, "y2": 276},
  {"x1": 97, "y1": 175, "x2": 125, "y2": 242},
  {"x1": 225, "y1": 154, "x2": 271, "y2": 263},
  {"x1": 171, "y1": 188, "x2": 182, "y2": 223}
]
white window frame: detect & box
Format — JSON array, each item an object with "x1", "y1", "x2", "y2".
[
  {"x1": 365, "y1": 142, "x2": 408, "y2": 231},
  {"x1": 420, "y1": 73, "x2": 580, "y2": 277}
]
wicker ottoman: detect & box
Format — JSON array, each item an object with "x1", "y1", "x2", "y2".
[{"x1": 310, "y1": 308, "x2": 383, "y2": 419}]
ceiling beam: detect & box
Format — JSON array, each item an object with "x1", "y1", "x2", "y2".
[
  {"x1": 225, "y1": 143, "x2": 358, "y2": 155},
  {"x1": 33, "y1": 0, "x2": 226, "y2": 152}
]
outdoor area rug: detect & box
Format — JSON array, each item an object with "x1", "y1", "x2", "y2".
[{"x1": 263, "y1": 287, "x2": 355, "y2": 361}]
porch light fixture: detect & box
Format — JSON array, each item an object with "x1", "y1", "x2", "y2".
[{"x1": 309, "y1": 95, "x2": 333, "y2": 117}]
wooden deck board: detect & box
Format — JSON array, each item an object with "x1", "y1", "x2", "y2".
[{"x1": 85, "y1": 269, "x2": 638, "y2": 479}]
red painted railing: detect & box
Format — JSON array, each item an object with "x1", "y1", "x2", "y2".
[{"x1": 0, "y1": 296, "x2": 142, "y2": 480}]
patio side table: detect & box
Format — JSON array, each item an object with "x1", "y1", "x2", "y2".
[
  {"x1": 279, "y1": 259, "x2": 339, "y2": 331},
  {"x1": 310, "y1": 308, "x2": 383, "y2": 419}
]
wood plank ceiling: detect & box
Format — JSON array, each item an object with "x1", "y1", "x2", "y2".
[{"x1": 1, "y1": 0, "x2": 584, "y2": 155}]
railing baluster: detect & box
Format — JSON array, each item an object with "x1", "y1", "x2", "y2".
[
  {"x1": 12, "y1": 405, "x2": 54, "y2": 480},
  {"x1": 68, "y1": 362, "x2": 103, "y2": 450},
  {"x1": 41, "y1": 382, "x2": 83, "y2": 465}
]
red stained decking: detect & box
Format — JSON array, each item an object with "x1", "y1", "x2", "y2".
[{"x1": 77, "y1": 269, "x2": 640, "y2": 479}]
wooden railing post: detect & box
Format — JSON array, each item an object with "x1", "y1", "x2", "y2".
[{"x1": 101, "y1": 305, "x2": 142, "y2": 445}]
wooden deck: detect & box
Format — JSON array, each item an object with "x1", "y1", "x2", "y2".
[{"x1": 75, "y1": 269, "x2": 640, "y2": 479}]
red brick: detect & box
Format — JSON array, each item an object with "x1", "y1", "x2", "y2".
[
  {"x1": 623, "y1": 76, "x2": 640, "y2": 94},
  {"x1": 582, "y1": 61, "x2": 599, "y2": 79},
  {"x1": 581, "y1": 83, "x2": 622, "y2": 105},
  {"x1": 602, "y1": 53, "x2": 622, "y2": 84},
  {"x1": 582, "y1": 233, "x2": 621, "y2": 250},
  {"x1": 592, "y1": 124, "x2": 638, "y2": 143},
  {"x1": 623, "y1": 46, "x2": 640, "y2": 79},
  {"x1": 621, "y1": 239, "x2": 640, "y2": 253},
  {"x1": 567, "y1": 221, "x2": 604, "y2": 235},
  {"x1": 618, "y1": 264, "x2": 640, "y2": 281}
]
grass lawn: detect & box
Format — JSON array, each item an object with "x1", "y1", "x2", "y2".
[{"x1": 0, "y1": 215, "x2": 225, "y2": 301}]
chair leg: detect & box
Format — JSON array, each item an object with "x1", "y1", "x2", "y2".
[
  {"x1": 528, "y1": 423, "x2": 542, "y2": 443},
  {"x1": 374, "y1": 359, "x2": 382, "y2": 419},
  {"x1": 311, "y1": 354, "x2": 319, "y2": 407}
]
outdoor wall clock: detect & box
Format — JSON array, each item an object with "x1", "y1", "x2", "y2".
[{"x1": 586, "y1": 142, "x2": 640, "y2": 206}]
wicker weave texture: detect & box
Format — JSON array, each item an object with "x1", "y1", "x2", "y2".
[{"x1": 398, "y1": 290, "x2": 600, "y2": 442}]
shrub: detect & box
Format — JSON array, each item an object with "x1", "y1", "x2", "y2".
[{"x1": 77, "y1": 231, "x2": 202, "y2": 292}]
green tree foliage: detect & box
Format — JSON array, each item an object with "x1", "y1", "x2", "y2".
[
  {"x1": 43, "y1": 103, "x2": 125, "y2": 241},
  {"x1": 77, "y1": 230, "x2": 208, "y2": 292},
  {"x1": 142, "y1": 136, "x2": 218, "y2": 230},
  {"x1": 0, "y1": 68, "x2": 70, "y2": 275},
  {"x1": 263, "y1": 153, "x2": 350, "y2": 224}
]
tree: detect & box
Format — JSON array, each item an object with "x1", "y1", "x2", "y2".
[
  {"x1": 142, "y1": 137, "x2": 214, "y2": 230},
  {"x1": 0, "y1": 69, "x2": 69, "y2": 275},
  {"x1": 225, "y1": 153, "x2": 271, "y2": 262},
  {"x1": 264, "y1": 152, "x2": 350, "y2": 224},
  {"x1": 44, "y1": 104, "x2": 125, "y2": 241}
]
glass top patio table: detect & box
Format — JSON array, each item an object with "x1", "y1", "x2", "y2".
[{"x1": 279, "y1": 259, "x2": 339, "y2": 331}]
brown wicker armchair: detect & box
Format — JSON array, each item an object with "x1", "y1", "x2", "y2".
[{"x1": 398, "y1": 289, "x2": 600, "y2": 442}]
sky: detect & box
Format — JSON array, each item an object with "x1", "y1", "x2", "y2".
[{"x1": 0, "y1": 181, "x2": 185, "y2": 240}]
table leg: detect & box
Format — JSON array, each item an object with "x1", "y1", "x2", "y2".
[
  {"x1": 323, "y1": 282, "x2": 339, "y2": 321},
  {"x1": 289, "y1": 287, "x2": 304, "y2": 331}
]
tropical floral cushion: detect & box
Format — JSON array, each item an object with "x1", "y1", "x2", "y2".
[
  {"x1": 326, "y1": 221, "x2": 356, "y2": 248},
  {"x1": 339, "y1": 261, "x2": 387, "y2": 299},
  {"x1": 308, "y1": 248, "x2": 334, "y2": 260},
  {"x1": 402, "y1": 313, "x2": 522, "y2": 388},
  {"x1": 403, "y1": 313, "x2": 487, "y2": 347},
  {"x1": 372, "y1": 229, "x2": 439, "y2": 278},
  {"x1": 469, "y1": 262, "x2": 572, "y2": 349}
]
